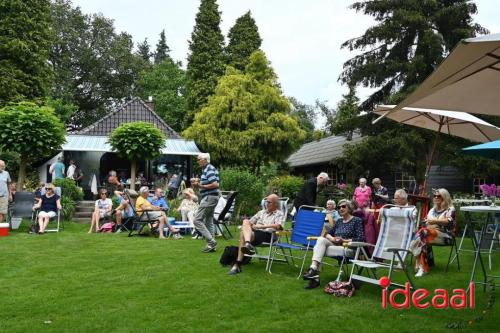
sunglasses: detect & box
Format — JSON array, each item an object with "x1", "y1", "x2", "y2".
[
  {"x1": 339, "y1": 204, "x2": 347, "y2": 209},
  {"x1": 433, "y1": 194, "x2": 442, "y2": 199},
  {"x1": 45, "y1": 187, "x2": 53, "y2": 191}
]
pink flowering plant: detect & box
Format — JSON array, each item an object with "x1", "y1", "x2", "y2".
[{"x1": 479, "y1": 184, "x2": 500, "y2": 197}]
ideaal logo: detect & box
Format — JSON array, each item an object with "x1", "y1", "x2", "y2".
[{"x1": 379, "y1": 277, "x2": 475, "y2": 309}]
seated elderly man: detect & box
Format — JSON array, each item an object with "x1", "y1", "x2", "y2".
[
  {"x1": 135, "y1": 186, "x2": 180, "y2": 239},
  {"x1": 392, "y1": 189, "x2": 418, "y2": 222},
  {"x1": 228, "y1": 194, "x2": 284, "y2": 275}
]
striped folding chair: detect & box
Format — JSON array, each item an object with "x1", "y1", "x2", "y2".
[{"x1": 348, "y1": 204, "x2": 416, "y2": 289}]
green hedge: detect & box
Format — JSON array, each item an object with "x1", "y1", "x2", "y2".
[
  {"x1": 266, "y1": 175, "x2": 304, "y2": 200},
  {"x1": 220, "y1": 168, "x2": 264, "y2": 218}
]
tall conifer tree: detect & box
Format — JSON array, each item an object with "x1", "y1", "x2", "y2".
[
  {"x1": 226, "y1": 11, "x2": 262, "y2": 71},
  {"x1": 0, "y1": 0, "x2": 52, "y2": 105},
  {"x1": 137, "y1": 38, "x2": 152, "y2": 63},
  {"x1": 185, "y1": 0, "x2": 225, "y2": 124},
  {"x1": 154, "y1": 30, "x2": 171, "y2": 64}
]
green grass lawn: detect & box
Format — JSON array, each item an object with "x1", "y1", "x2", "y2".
[{"x1": 1, "y1": 222, "x2": 498, "y2": 333}]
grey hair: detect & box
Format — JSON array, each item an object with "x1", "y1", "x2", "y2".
[
  {"x1": 317, "y1": 172, "x2": 329, "y2": 180},
  {"x1": 198, "y1": 153, "x2": 210, "y2": 163},
  {"x1": 337, "y1": 199, "x2": 354, "y2": 214},
  {"x1": 394, "y1": 189, "x2": 408, "y2": 201},
  {"x1": 139, "y1": 186, "x2": 149, "y2": 194},
  {"x1": 326, "y1": 199, "x2": 336, "y2": 207},
  {"x1": 359, "y1": 177, "x2": 367, "y2": 183}
]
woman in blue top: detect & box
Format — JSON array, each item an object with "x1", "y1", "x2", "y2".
[
  {"x1": 303, "y1": 199, "x2": 365, "y2": 289},
  {"x1": 324, "y1": 199, "x2": 341, "y2": 235},
  {"x1": 33, "y1": 184, "x2": 61, "y2": 234}
]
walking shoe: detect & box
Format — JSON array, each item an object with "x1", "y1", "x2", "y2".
[
  {"x1": 241, "y1": 242, "x2": 256, "y2": 255},
  {"x1": 415, "y1": 267, "x2": 427, "y2": 277},
  {"x1": 302, "y1": 267, "x2": 319, "y2": 280},
  {"x1": 173, "y1": 233, "x2": 184, "y2": 239},
  {"x1": 114, "y1": 228, "x2": 122, "y2": 234},
  {"x1": 304, "y1": 278, "x2": 320, "y2": 289},
  {"x1": 228, "y1": 265, "x2": 242, "y2": 275},
  {"x1": 202, "y1": 240, "x2": 217, "y2": 253}
]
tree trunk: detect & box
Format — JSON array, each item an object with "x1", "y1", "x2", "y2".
[
  {"x1": 17, "y1": 155, "x2": 28, "y2": 190},
  {"x1": 130, "y1": 159, "x2": 137, "y2": 190}
]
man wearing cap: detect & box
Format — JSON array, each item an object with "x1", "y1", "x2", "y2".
[{"x1": 193, "y1": 153, "x2": 220, "y2": 253}]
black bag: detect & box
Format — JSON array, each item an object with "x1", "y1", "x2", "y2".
[
  {"x1": 28, "y1": 223, "x2": 39, "y2": 234},
  {"x1": 219, "y1": 246, "x2": 252, "y2": 266}
]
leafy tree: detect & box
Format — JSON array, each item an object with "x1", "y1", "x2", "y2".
[
  {"x1": 137, "y1": 59, "x2": 186, "y2": 132},
  {"x1": 340, "y1": 0, "x2": 487, "y2": 110},
  {"x1": 50, "y1": 0, "x2": 143, "y2": 130},
  {"x1": 0, "y1": 0, "x2": 52, "y2": 105},
  {"x1": 45, "y1": 97, "x2": 77, "y2": 125},
  {"x1": 288, "y1": 97, "x2": 316, "y2": 143},
  {"x1": 226, "y1": 11, "x2": 262, "y2": 71},
  {"x1": 154, "y1": 30, "x2": 171, "y2": 64},
  {"x1": 330, "y1": 0, "x2": 488, "y2": 184},
  {"x1": 184, "y1": 51, "x2": 306, "y2": 173},
  {"x1": 0, "y1": 102, "x2": 66, "y2": 189},
  {"x1": 108, "y1": 122, "x2": 165, "y2": 189},
  {"x1": 185, "y1": 0, "x2": 225, "y2": 124},
  {"x1": 329, "y1": 86, "x2": 361, "y2": 140},
  {"x1": 137, "y1": 38, "x2": 152, "y2": 64},
  {"x1": 219, "y1": 168, "x2": 264, "y2": 217}
]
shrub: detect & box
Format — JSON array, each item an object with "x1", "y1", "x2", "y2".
[
  {"x1": 267, "y1": 175, "x2": 304, "y2": 200},
  {"x1": 220, "y1": 168, "x2": 264, "y2": 218},
  {"x1": 60, "y1": 196, "x2": 76, "y2": 220},
  {"x1": 54, "y1": 178, "x2": 84, "y2": 201}
]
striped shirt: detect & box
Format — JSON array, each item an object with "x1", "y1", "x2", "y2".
[{"x1": 200, "y1": 164, "x2": 220, "y2": 198}]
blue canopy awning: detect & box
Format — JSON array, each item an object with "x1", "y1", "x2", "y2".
[
  {"x1": 62, "y1": 135, "x2": 201, "y2": 156},
  {"x1": 462, "y1": 140, "x2": 500, "y2": 160}
]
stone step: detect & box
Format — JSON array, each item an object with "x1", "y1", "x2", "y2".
[
  {"x1": 76, "y1": 201, "x2": 95, "y2": 208},
  {"x1": 72, "y1": 217, "x2": 90, "y2": 224},
  {"x1": 75, "y1": 207, "x2": 94, "y2": 213},
  {"x1": 74, "y1": 211, "x2": 93, "y2": 218}
]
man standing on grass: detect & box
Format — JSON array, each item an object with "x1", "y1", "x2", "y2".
[
  {"x1": 193, "y1": 153, "x2": 220, "y2": 253},
  {"x1": 0, "y1": 160, "x2": 12, "y2": 223}
]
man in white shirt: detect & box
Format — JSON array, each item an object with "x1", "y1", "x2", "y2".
[
  {"x1": 228, "y1": 194, "x2": 284, "y2": 275},
  {"x1": 66, "y1": 160, "x2": 77, "y2": 180}
]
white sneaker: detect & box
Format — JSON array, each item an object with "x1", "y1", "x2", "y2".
[
  {"x1": 173, "y1": 233, "x2": 184, "y2": 239},
  {"x1": 415, "y1": 267, "x2": 426, "y2": 277}
]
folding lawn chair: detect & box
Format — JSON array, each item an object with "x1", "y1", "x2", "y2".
[
  {"x1": 213, "y1": 191, "x2": 238, "y2": 239},
  {"x1": 32, "y1": 187, "x2": 63, "y2": 233},
  {"x1": 113, "y1": 190, "x2": 138, "y2": 233},
  {"x1": 126, "y1": 191, "x2": 164, "y2": 237},
  {"x1": 9, "y1": 192, "x2": 35, "y2": 230},
  {"x1": 268, "y1": 206, "x2": 326, "y2": 278},
  {"x1": 245, "y1": 197, "x2": 289, "y2": 272},
  {"x1": 348, "y1": 204, "x2": 416, "y2": 289}
]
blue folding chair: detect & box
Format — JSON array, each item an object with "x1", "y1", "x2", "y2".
[{"x1": 268, "y1": 206, "x2": 325, "y2": 278}]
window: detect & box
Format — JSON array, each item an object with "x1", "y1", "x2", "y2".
[
  {"x1": 473, "y1": 177, "x2": 486, "y2": 195},
  {"x1": 327, "y1": 167, "x2": 337, "y2": 186},
  {"x1": 394, "y1": 172, "x2": 417, "y2": 193}
]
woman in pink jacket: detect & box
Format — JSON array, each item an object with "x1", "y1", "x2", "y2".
[{"x1": 352, "y1": 177, "x2": 372, "y2": 208}]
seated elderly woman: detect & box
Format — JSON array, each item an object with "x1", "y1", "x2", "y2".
[
  {"x1": 324, "y1": 199, "x2": 340, "y2": 235},
  {"x1": 412, "y1": 188, "x2": 455, "y2": 277},
  {"x1": 135, "y1": 186, "x2": 180, "y2": 239},
  {"x1": 33, "y1": 183, "x2": 62, "y2": 234},
  {"x1": 302, "y1": 199, "x2": 365, "y2": 289},
  {"x1": 177, "y1": 188, "x2": 199, "y2": 237}
]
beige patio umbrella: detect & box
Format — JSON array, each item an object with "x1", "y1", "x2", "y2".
[
  {"x1": 373, "y1": 105, "x2": 500, "y2": 193},
  {"x1": 375, "y1": 33, "x2": 500, "y2": 118}
]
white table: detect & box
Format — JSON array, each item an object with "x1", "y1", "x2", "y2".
[
  {"x1": 459, "y1": 206, "x2": 500, "y2": 291},
  {"x1": 453, "y1": 199, "x2": 491, "y2": 205}
]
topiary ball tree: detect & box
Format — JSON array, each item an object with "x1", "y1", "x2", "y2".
[
  {"x1": 108, "y1": 122, "x2": 165, "y2": 189},
  {"x1": 0, "y1": 102, "x2": 66, "y2": 189}
]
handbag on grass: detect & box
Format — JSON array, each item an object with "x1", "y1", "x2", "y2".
[{"x1": 324, "y1": 280, "x2": 355, "y2": 297}]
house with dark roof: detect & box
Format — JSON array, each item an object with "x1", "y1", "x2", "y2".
[
  {"x1": 286, "y1": 133, "x2": 478, "y2": 197},
  {"x1": 37, "y1": 98, "x2": 201, "y2": 196}
]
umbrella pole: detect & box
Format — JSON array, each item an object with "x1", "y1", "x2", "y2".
[{"x1": 423, "y1": 121, "x2": 443, "y2": 195}]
